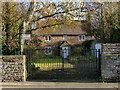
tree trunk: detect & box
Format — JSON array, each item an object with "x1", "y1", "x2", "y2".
[{"x1": 4, "y1": 2, "x2": 11, "y2": 53}]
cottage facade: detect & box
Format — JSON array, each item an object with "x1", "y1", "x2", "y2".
[{"x1": 33, "y1": 21, "x2": 94, "y2": 58}]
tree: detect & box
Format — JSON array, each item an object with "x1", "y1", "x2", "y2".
[
  {"x1": 1, "y1": 1, "x2": 87, "y2": 55},
  {"x1": 2, "y1": 2, "x2": 24, "y2": 54},
  {"x1": 86, "y1": 2, "x2": 120, "y2": 43}
]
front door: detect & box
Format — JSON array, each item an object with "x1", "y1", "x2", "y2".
[{"x1": 62, "y1": 47, "x2": 69, "y2": 59}]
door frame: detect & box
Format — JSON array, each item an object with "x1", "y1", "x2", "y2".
[{"x1": 61, "y1": 46, "x2": 69, "y2": 59}]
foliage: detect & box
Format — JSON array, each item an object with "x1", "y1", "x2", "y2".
[
  {"x1": 2, "y1": 2, "x2": 119, "y2": 55},
  {"x1": 1, "y1": 2, "x2": 25, "y2": 55},
  {"x1": 69, "y1": 53, "x2": 96, "y2": 64},
  {"x1": 1, "y1": 2, "x2": 87, "y2": 55},
  {"x1": 71, "y1": 47, "x2": 81, "y2": 55},
  {"x1": 88, "y1": 2, "x2": 119, "y2": 43},
  {"x1": 105, "y1": 26, "x2": 120, "y2": 43},
  {"x1": 71, "y1": 40, "x2": 93, "y2": 56},
  {"x1": 81, "y1": 40, "x2": 93, "y2": 50},
  {"x1": 32, "y1": 56, "x2": 62, "y2": 63}
]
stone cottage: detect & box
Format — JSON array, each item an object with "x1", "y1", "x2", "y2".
[{"x1": 32, "y1": 20, "x2": 94, "y2": 58}]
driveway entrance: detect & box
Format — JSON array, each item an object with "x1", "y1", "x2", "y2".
[{"x1": 26, "y1": 48, "x2": 101, "y2": 81}]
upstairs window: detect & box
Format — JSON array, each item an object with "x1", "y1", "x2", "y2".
[
  {"x1": 44, "y1": 35, "x2": 51, "y2": 41},
  {"x1": 45, "y1": 46, "x2": 52, "y2": 55},
  {"x1": 79, "y1": 35, "x2": 85, "y2": 41}
]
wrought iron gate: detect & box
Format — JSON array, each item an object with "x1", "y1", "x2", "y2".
[{"x1": 26, "y1": 48, "x2": 101, "y2": 81}]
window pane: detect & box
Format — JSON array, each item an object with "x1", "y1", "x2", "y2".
[
  {"x1": 79, "y1": 36, "x2": 82, "y2": 40},
  {"x1": 45, "y1": 35, "x2": 51, "y2": 41},
  {"x1": 45, "y1": 47, "x2": 52, "y2": 55},
  {"x1": 48, "y1": 48, "x2": 51, "y2": 53},
  {"x1": 79, "y1": 35, "x2": 85, "y2": 41},
  {"x1": 83, "y1": 35, "x2": 84, "y2": 40},
  {"x1": 45, "y1": 36, "x2": 47, "y2": 40},
  {"x1": 49, "y1": 36, "x2": 51, "y2": 40}
]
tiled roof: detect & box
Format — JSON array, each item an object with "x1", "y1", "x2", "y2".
[
  {"x1": 35, "y1": 21, "x2": 87, "y2": 35},
  {"x1": 60, "y1": 41, "x2": 71, "y2": 47}
]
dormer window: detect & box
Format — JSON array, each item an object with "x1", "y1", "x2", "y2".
[
  {"x1": 78, "y1": 35, "x2": 85, "y2": 41},
  {"x1": 44, "y1": 35, "x2": 51, "y2": 41}
]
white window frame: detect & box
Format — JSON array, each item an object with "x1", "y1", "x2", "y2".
[
  {"x1": 63, "y1": 35, "x2": 67, "y2": 41},
  {"x1": 44, "y1": 46, "x2": 52, "y2": 55},
  {"x1": 78, "y1": 35, "x2": 85, "y2": 41},
  {"x1": 44, "y1": 35, "x2": 51, "y2": 41}
]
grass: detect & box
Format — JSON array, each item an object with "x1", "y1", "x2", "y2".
[
  {"x1": 69, "y1": 54, "x2": 96, "y2": 64},
  {"x1": 32, "y1": 63, "x2": 74, "y2": 71},
  {"x1": 31, "y1": 56, "x2": 73, "y2": 71},
  {"x1": 30, "y1": 54, "x2": 96, "y2": 71},
  {"x1": 32, "y1": 56, "x2": 62, "y2": 63}
]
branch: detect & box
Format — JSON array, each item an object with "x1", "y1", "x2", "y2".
[
  {"x1": 67, "y1": 12, "x2": 76, "y2": 17},
  {"x1": 25, "y1": 2, "x2": 35, "y2": 21},
  {"x1": 13, "y1": 21, "x2": 24, "y2": 37},
  {"x1": 9, "y1": 16, "x2": 23, "y2": 28},
  {"x1": 26, "y1": 28, "x2": 38, "y2": 33},
  {"x1": 33, "y1": 7, "x2": 80, "y2": 22},
  {"x1": 26, "y1": 22, "x2": 65, "y2": 33},
  {"x1": 14, "y1": 33, "x2": 21, "y2": 37},
  {"x1": 41, "y1": 22, "x2": 64, "y2": 28}
]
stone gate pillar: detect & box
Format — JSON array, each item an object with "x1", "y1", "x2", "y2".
[
  {"x1": 101, "y1": 44, "x2": 120, "y2": 81},
  {"x1": 0, "y1": 55, "x2": 26, "y2": 82}
]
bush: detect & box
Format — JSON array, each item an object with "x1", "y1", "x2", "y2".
[{"x1": 81, "y1": 40, "x2": 93, "y2": 50}]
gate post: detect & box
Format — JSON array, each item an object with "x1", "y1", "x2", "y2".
[
  {"x1": 98, "y1": 49, "x2": 101, "y2": 78},
  {"x1": 62, "y1": 57, "x2": 64, "y2": 71},
  {"x1": 26, "y1": 48, "x2": 32, "y2": 79}
]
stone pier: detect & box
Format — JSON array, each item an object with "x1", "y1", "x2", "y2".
[
  {"x1": 101, "y1": 44, "x2": 120, "y2": 81},
  {"x1": 0, "y1": 55, "x2": 26, "y2": 82}
]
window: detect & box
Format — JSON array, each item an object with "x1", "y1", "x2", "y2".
[
  {"x1": 63, "y1": 35, "x2": 67, "y2": 41},
  {"x1": 78, "y1": 35, "x2": 85, "y2": 41},
  {"x1": 44, "y1": 35, "x2": 51, "y2": 41},
  {"x1": 45, "y1": 46, "x2": 52, "y2": 55}
]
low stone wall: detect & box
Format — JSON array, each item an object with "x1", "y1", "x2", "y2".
[
  {"x1": 101, "y1": 44, "x2": 120, "y2": 81},
  {"x1": 0, "y1": 55, "x2": 26, "y2": 82}
]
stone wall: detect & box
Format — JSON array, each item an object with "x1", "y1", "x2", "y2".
[
  {"x1": 101, "y1": 44, "x2": 120, "y2": 81},
  {"x1": 0, "y1": 55, "x2": 26, "y2": 82}
]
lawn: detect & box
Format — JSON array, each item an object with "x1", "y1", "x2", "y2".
[
  {"x1": 30, "y1": 54, "x2": 95, "y2": 71},
  {"x1": 31, "y1": 56, "x2": 74, "y2": 71},
  {"x1": 32, "y1": 63, "x2": 74, "y2": 71},
  {"x1": 32, "y1": 56, "x2": 62, "y2": 63}
]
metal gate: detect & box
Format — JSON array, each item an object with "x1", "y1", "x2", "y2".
[{"x1": 26, "y1": 48, "x2": 101, "y2": 81}]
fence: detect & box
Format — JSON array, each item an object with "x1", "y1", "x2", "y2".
[{"x1": 26, "y1": 48, "x2": 101, "y2": 81}]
